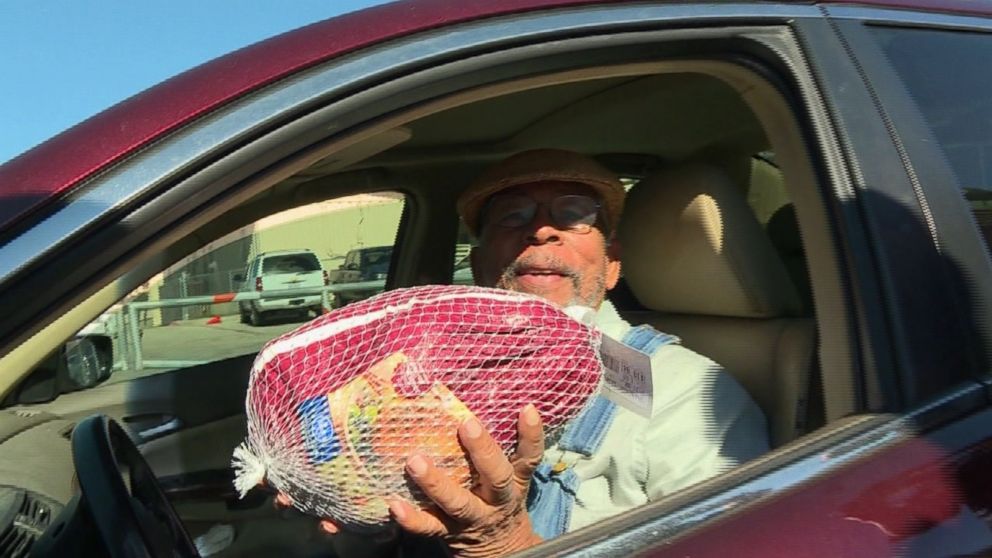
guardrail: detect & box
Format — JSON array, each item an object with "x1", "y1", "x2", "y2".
[{"x1": 113, "y1": 281, "x2": 385, "y2": 371}]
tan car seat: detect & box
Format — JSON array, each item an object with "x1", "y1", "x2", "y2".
[{"x1": 617, "y1": 162, "x2": 817, "y2": 447}]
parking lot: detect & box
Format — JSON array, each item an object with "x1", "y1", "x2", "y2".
[{"x1": 139, "y1": 315, "x2": 305, "y2": 368}]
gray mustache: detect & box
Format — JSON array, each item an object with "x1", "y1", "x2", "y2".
[{"x1": 507, "y1": 255, "x2": 579, "y2": 278}]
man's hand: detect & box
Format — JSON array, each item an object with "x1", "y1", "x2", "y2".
[
  {"x1": 273, "y1": 488, "x2": 343, "y2": 535},
  {"x1": 388, "y1": 403, "x2": 544, "y2": 558},
  {"x1": 270, "y1": 404, "x2": 545, "y2": 556}
]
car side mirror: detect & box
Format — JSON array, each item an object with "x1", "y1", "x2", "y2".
[
  {"x1": 6, "y1": 336, "x2": 113, "y2": 406},
  {"x1": 63, "y1": 336, "x2": 113, "y2": 390},
  {"x1": 345, "y1": 263, "x2": 359, "y2": 271}
]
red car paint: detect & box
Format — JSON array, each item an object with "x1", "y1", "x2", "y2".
[
  {"x1": 648, "y1": 409, "x2": 992, "y2": 557},
  {"x1": 827, "y1": 0, "x2": 992, "y2": 18},
  {"x1": 0, "y1": 0, "x2": 609, "y2": 232},
  {"x1": 5, "y1": 0, "x2": 992, "y2": 232}
]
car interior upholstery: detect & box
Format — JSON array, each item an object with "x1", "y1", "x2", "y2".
[{"x1": 616, "y1": 161, "x2": 818, "y2": 447}]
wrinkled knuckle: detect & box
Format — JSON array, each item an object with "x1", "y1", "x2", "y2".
[
  {"x1": 517, "y1": 436, "x2": 542, "y2": 454},
  {"x1": 447, "y1": 495, "x2": 476, "y2": 520},
  {"x1": 404, "y1": 521, "x2": 431, "y2": 536},
  {"x1": 523, "y1": 454, "x2": 543, "y2": 469},
  {"x1": 427, "y1": 480, "x2": 453, "y2": 503},
  {"x1": 513, "y1": 454, "x2": 541, "y2": 476},
  {"x1": 417, "y1": 520, "x2": 447, "y2": 538},
  {"x1": 416, "y1": 472, "x2": 444, "y2": 494},
  {"x1": 490, "y1": 471, "x2": 514, "y2": 493},
  {"x1": 525, "y1": 416, "x2": 544, "y2": 432},
  {"x1": 475, "y1": 442, "x2": 502, "y2": 462}
]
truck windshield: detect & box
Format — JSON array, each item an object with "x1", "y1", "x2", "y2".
[
  {"x1": 361, "y1": 248, "x2": 392, "y2": 270},
  {"x1": 262, "y1": 253, "x2": 321, "y2": 274}
]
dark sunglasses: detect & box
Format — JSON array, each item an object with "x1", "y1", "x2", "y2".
[{"x1": 482, "y1": 194, "x2": 602, "y2": 233}]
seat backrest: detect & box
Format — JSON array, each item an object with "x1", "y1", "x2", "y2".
[{"x1": 617, "y1": 162, "x2": 816, "y2": 447}]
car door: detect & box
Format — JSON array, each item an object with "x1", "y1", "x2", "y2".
[
  {"x1": 3, "y1": 2, "x2": 992, "y2": 557},
  {"x1": 533, "y1": 5, "x2": 992, "y2": 557}
]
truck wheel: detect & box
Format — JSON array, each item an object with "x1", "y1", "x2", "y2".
[{"x1": 249, "y1": 308, "x2": 265, "y2": 327}]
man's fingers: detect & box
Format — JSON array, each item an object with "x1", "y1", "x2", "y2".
[
  {"x1": 388, "y1": 498, "x2": 451, "y2": 537},
  {"x1": 406, "y1": 453, "x2": 488, "y2": 524},
  {"x1": 511, "y1": 404, "x2": 544, "y2": 491},
  {"x1": 275, "y1": 492, "x2": 292, "y2": 509},
  {"x1": 458, "y1": 417, "x2": 516, "y2": 506},
  {"x1": 319, "y1": 519, "x2": 340, "y2": 534}
]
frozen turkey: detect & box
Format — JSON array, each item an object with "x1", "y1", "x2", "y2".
[{"x1": 232, "y1": 285, "x2": 604, "y2": 529}]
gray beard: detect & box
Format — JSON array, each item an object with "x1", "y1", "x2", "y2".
[{"x1": 494, "y1": 254, "x2": 606, "y2": 308}]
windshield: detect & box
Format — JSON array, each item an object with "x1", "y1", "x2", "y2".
[
  {"x1": 360, "y1": 248, "x2": 392, "y2": 272},
  {"x1": 261, "y1": 253, "x2": 321, "y2": 274}
]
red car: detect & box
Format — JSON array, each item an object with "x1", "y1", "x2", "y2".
[{"x1": 2, "y1": 1, "x2": 992, "y2": 556}]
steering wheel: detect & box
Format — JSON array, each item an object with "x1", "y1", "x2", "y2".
[{"x1": 72, "y1": 415, "x2": 199, "y2": 558}]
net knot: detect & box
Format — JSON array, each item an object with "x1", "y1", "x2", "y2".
[{"x1": 231, "y1": 442, "x2": 269, "y2": 498}]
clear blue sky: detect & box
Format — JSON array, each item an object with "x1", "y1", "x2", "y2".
[{"x1": 0, "y1": 1, "x2": 385, "y2": 165}]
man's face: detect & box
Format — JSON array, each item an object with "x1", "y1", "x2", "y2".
[{"x1": 470, "y1": 181, "x2": 621, "y2": 309}]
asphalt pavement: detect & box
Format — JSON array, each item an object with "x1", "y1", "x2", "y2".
[{"x1": 140, "y1": 314, "x2": 305, "y2": 365}]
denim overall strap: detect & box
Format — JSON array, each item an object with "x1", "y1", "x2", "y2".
[
  {"x1": 527, "y1": 325, "x2": 679, "y2": 540},
  {"x1": 623, "y1": 324, "x2": 681, "y2": 355},
  {"x1": 526, "y1": 395, "x2": 617, "y2": 539}
]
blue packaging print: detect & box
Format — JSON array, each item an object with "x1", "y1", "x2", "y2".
[{"x1": 298, "y1": 396, "x2": 341, "y2": 463}]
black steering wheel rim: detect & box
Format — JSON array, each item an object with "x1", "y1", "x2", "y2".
[{"x1": 71, "y1": 414, "x2": 199, "y2": 558}]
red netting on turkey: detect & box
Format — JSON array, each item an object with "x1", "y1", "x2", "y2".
[{"x1": 232, "y1": 285, "x2": 603, "y2": 529}]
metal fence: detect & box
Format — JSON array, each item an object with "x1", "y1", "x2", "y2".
[
  {"x1": 157, "y1": 269, "x2": 248, "y2": 322},
  {"x1": 105, "y1": 280, "x2": 385, "y2": 371}
]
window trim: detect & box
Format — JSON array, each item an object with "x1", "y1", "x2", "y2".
[{"x1": 803, "y1": 14, "x2": 992, "y2": 402}]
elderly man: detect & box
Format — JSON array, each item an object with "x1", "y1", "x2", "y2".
[
  {"x1": 377, "y1": 149, "x2": 770, "y2": 556},
  {"x1": 305, "y1": 149, "x2": 769, "y2": 556}
]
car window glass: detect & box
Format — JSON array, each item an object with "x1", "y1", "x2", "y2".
[
  {"x1": 74, "y1": 192, "x2": 405, "y2": 384},
  {"x1": 869, "y1": 26, "x2": 992, "y2": 249},
  {"x1": 746, "y1": 153, "x2": 789, "y2": 226},
  {"x1": 452, "y1": 223, "x2": 475, "y2": 285},
  {"x1": 261, "y1": 253, "x2": 321, "y2": 274}
]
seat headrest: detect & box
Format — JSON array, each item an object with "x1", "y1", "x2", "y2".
[{"x1": 618, "y1": 163, "x2": 802, "y2": 318}]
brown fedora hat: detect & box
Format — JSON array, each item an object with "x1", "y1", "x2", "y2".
[{"x1": 457, "y1": 149, "x2": 625, "y2": 235}]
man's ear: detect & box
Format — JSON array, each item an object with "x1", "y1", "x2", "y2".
[{"x1": 605, "y1": 236, "x2": 622, "y2": 290}]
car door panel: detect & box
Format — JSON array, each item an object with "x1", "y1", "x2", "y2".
[
  {"x1": 522, "y1": 392, "x2": 992, "y2": 557},
  {"x1": 17, "y1": 355, "x2": 251, "y2": 471},
  {"x1": 655, "y1": 406, "x2": 992, "y2": 557}
]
